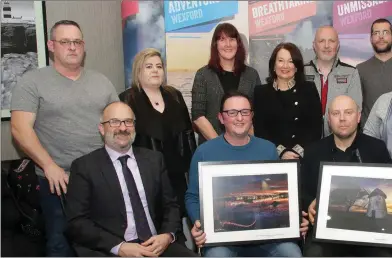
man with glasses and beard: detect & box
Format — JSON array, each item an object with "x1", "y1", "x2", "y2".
[
  {"x1": 357, "y1": 18, "x2": 392, "y2": 125},
  {"x1": 65, "y1": 102, "x2": 197, "y2": 257}
]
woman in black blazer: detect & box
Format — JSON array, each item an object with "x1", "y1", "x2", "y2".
[
  {"x1": 253, "y1": 42, "x2": 322, "y2": 160},
  {"x1": 119, "y1": 48, "x2": 196, "y2": 216}
]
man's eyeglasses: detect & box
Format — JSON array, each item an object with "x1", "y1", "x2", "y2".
[
  {"x1": 101, "y1": 119, "x2": 136, "y2": 127},
  {"x1": 371, "y1": 30, "x2": 391, "y2": 37},
  {"x1": 52, "y1": 39, "x2": 85, "y2": 47},
  {"x1": 222, "y1": 109, "x2": 253, "y2": 117}
]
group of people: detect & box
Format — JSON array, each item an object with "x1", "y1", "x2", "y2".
[{"x1": 9, "y1": 16, "x2": 392, "y2": 257}]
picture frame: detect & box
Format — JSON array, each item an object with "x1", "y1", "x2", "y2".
[
  {"x1": 314, "y1": 162, "x2": 392, "y2": 248},
  {"x1": 1, "y1": 1, "x2": 49, "y2": 121},
  {"x1": 199, "y1": 160, "x2": 300, "y2": 246}
]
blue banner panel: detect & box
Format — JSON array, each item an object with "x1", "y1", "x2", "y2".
[{"x1": 164, "y1": 1, "x2": 238, "y2": 32}]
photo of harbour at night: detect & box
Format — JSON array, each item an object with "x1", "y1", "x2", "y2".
[{"x1": 212, "y1": 174, "x2": 290, "y2": 232}]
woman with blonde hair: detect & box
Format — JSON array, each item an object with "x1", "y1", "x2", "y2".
[{"x1": 119, "y1": 48, "x2": 196, "y2": 216}]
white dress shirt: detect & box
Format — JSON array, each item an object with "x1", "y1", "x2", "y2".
[{"x1": 105, "y1": 145, "x2": 157, "y2": 255}]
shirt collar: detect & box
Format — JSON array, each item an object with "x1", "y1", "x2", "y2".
[
  {"x1": 331, "y1": 132, "x2": 361, "y2": 152},
  {"x1": 273, "y1": 78, "x2": 296, "y2": 91},
  {"x1": 105, "y1": 145, "x2": 135, "y2": 163},
  {"x1": 312, "y1": 57, "x2": 340, "y2": 72}
]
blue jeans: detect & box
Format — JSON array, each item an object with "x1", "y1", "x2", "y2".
[
  {"x1": 203, "y1": 241, "x2": 302, "y2": 257},
  {"x1": 38, "y1": 177, "x2": 74, "y2": 257}
]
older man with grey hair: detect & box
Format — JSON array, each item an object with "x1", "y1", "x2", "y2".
[{"x1": 304, "y1": 25, "x2": 362, "y2": 137}]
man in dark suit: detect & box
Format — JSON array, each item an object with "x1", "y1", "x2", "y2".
[{"x1": 65, "y1": 101, "x2": 197, "y2": 257}]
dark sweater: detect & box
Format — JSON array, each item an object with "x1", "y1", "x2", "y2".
[
  {"x1": 301, "y1": 133, "x2": 391, "y2": 211},
  {"x1": 217, "y1": 71, "x2": 240, "y2": 93},
  {"x1": 357, "y1": 56, "x2": 392, "y2": 125},
  {"x1": 253, "y1": 80, "x2": 322, "y2": 154}
]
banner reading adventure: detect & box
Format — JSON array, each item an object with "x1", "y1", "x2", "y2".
[{"x1": 164, "y1": 1, "x2": 238, "y2": 32}]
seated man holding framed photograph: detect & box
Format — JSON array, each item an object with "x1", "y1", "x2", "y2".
[
  {"x1": 301, "y1": 95, "x2": 392, "y2": 256},
  {"x1": 185, "y1": 91, "x2": 308, "y2": 257}
]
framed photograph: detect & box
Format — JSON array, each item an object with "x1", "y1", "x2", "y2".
[
  {"x1": 199, "y1": 160, "x2": 300, "y2": 246},
  {"x1": 1, "y1": 1, "x2": 48, "y2": 121},
  {"x1": 314, "y1": 162, "x2": 392, "y2": 248}
]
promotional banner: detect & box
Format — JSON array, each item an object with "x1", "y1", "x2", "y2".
[
  {"x1": 333, "y1": 1, "x2": 392, "y2": 34},
  {"x1": 249, "y1": 1, "x2": 317, "y2": 36},
  {"x1": 122, "y1": 0, "x2": 165, "y2": 89},
  {"x1": 164, "y1": 1, "x2": 238, "y2": 32}
]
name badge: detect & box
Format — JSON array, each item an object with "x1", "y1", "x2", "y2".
[
  {"x1": 335, "y1": 75, "x2": 348, "y2": 84},
  {"x1": 306, "y1": 75, "x2": 315, "y2": 81}
]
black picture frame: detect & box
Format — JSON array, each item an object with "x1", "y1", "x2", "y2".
[
  {"x1": 199, "y1": 160, "x2": 301, "y2": 247},
  {"x1": 1, "y1": 1, "x2": 49, "y2": 121},
  {"x1": 313, "y1": 162, "x2": 392, "y2": 248}
]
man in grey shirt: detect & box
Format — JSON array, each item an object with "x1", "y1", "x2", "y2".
[
  {"x1": 357, "y1": 18, "x2": 392, "y2": 126},
  {"x1": 10, "y1": 20, "x2": 119, "y2": 256}
]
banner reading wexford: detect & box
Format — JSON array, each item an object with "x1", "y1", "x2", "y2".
[
  {"x1": 248, "y1": 1, "x2": 317, "y2": 36},
  {"x1": 333, "y1": 1, "x2": 392, "y2": 34},
  {"x1": 164, "y1": 1, "x2": 238, "y2": 32}
]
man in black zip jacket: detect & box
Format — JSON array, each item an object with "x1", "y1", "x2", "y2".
[{"x1": 301, "y1": 95, "x2": 392, "y2": 257}]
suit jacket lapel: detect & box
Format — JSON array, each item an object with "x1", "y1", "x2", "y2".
[
  {"x1": 98, "y1": 148, "x2": 127, "y2": 220},
  {"x1": 133, "y1": 148, "x2": 154, "y2": 213}
]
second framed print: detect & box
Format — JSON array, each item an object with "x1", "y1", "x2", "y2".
[
  {"x1": 199, "y1": 160, "x2": 300, "y2": 246},
  {"x1": 314, "y1": 162, "x2": 392, "y2": 248}
]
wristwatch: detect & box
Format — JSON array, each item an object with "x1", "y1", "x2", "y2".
[{"x1": 170, "y1": 232, "x2": 176, "y2": 243}]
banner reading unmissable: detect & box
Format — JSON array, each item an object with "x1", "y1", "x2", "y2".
[{"x1": 333, "y1": 1, "x2": 392, "y2": 34}]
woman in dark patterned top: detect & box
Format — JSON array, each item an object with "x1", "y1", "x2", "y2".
[
  {"x1": 192, "y1": 23, "x2": 261, "y2": 145},
  {"x1": 253, "y1": 42, "x2": 322, "y2": 160},
  {"x1": 119, "y1": 48, "x2": 196, "y2": 216}
]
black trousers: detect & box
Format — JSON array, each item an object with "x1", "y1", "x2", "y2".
[
  {"x1": 74, "y1": 241, "x2": 197, "y2": 257},
  {"x1": 167, "y1": 175, "x2": 187, "y2": 217},
  {"x1": 304, "y1": 229, "x2": 392, "y2": 257},
  {"x1": 128, "y1": 238, "x2": 197, "y2": 257}
]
